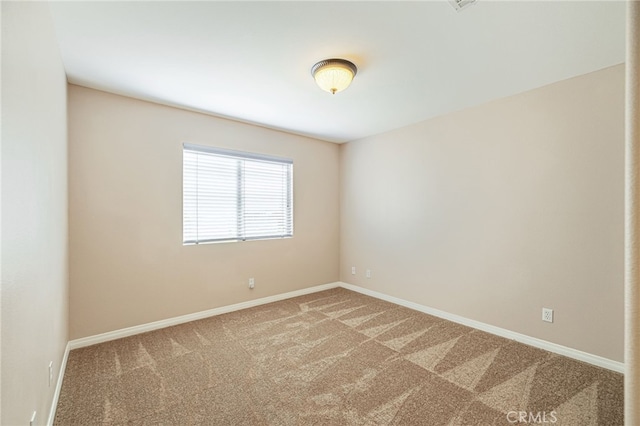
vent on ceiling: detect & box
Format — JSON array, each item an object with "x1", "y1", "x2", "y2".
[{"x1": 449, "y1": 0, "x2": 476, "y2": 12}]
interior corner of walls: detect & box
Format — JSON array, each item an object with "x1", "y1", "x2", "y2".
[{"x1": 336, "y1": 65, "x2": 625, "y2": 365}]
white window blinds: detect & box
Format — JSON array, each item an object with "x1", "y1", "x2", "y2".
[{"x1": 183, "y1": 144, "x2": 293, "y2": 244}]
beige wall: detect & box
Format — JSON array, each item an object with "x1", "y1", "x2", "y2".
[
  {"x1": 68, "y1": 85, "x2": 340, "y2": 339},
  {"x1": 340, "y1": 65, "x2": 625, "y2": 362},
  {"x1": 1, "y1": 2, "x2": 69, "y2": 424}
]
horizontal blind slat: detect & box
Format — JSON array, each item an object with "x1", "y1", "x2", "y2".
[{"x1": 183, "y1": 144, "x2": 293, "y2": 244}]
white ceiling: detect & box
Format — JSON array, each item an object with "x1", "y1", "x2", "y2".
[{"x1": 48, "y1": 1, "x2": 626, "y2": 143}]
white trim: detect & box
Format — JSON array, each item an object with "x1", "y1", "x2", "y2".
[
  {"x1": 47, "y1": 342, "x2": 70, "y2": 426},
  {"x1": 339, "y1": 282, "x2": 625, "y2": 373},
  {"x1": 64, "y1": 280, "x2": 623, "y2": 374},
  {"x1": 68, "y1": 282, "x2": 340, "y2": 350}
]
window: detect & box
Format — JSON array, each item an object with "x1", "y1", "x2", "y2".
[{"x1": 183, "y1": 143, "x2": 293, "y2": 244}]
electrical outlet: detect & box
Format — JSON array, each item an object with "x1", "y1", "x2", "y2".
[
  {"x1": 30, "y1": 411, "x2": 36, "y2": 426},
  {"x1": 249, "y1": 278, "x2": 255, "y2": 289},
  {"x1": 366, "y1": 269, "x2": 371, "y2": 278},
  {"x1": 542, "y1": 308, "x2": 553, "y2": 323},
  {"x1": 49, "y1": 361, "x2": 53, "y2": 387},
  {"x1": 351, "y1": 266, "x2": 356, "y2": 275}
]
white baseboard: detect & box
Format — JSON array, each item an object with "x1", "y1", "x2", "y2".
[
  {"x1": 339, "y1": 282, "x2": 625, "y2": 373},
  {"x1": 50, "y1": 280, "x2": 624, "y2": 425},
  {"x1": 46, "y1": 281, "x2": 626, "y2": 426},
  {"x1": 47, "y1": 341, "x2": 70, "y2": 426},
  {"x1": 65, "y1": 280, "x2": 623, "y2": 374},
  {"x1": 68, "y1": 282, "x2": 341, "y2": 350}
]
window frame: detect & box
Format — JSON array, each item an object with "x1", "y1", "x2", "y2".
[{"x1": 182, "y1": 143, "x2": 294, "y2": 245}]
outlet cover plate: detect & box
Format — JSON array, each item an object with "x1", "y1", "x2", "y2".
[{"x1": 542, "y1": 308, "x2": 554, "y2": 323}]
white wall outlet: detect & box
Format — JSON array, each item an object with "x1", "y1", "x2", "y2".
[
  {"x1": 30, "y1": 411, "x2": 36, "y2": 426},
  {"x1": 366, "y1": 269, "x2": 371, "y2": 278},
  {"x1": 248, "y1": 278, "x2": 255, "y2": 289},
  {"x1": 542, "y1": 308, "x2": 554, "y2": 323},
  {"x1": 49, "y1": 361, "x2": 53, "y2": 387},
  {"x1": 351, "y1": 266, "x2": 356, "y2": 275}
]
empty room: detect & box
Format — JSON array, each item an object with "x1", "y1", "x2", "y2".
[{"x1": 3, "y1": 0, "x2": 640, "y2": 425}]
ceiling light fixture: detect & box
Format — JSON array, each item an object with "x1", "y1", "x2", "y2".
[{"x1": 311, "y1": 58, "x2": 357, "y2": 95}]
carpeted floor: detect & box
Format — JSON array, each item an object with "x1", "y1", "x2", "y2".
[{"x1": 54, "y1": 288, "x2": 624, "y2": 425}]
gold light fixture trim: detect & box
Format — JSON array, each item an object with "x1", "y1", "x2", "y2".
[{"x1": 311, "y1": 58, "x2": 358, "y2": 95}]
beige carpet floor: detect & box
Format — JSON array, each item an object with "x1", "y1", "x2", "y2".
[{"x1": 54, "y1": 288, "x2": 624, "y2": 425}]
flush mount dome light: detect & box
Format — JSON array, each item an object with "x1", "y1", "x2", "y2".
[{"x1": 311, "y1": 58, "x2": 357, "y2": 95}]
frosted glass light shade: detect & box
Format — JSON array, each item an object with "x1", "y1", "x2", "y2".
[{"x1": 311, "y1": 59, "x2": 357, "y2": 95}]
